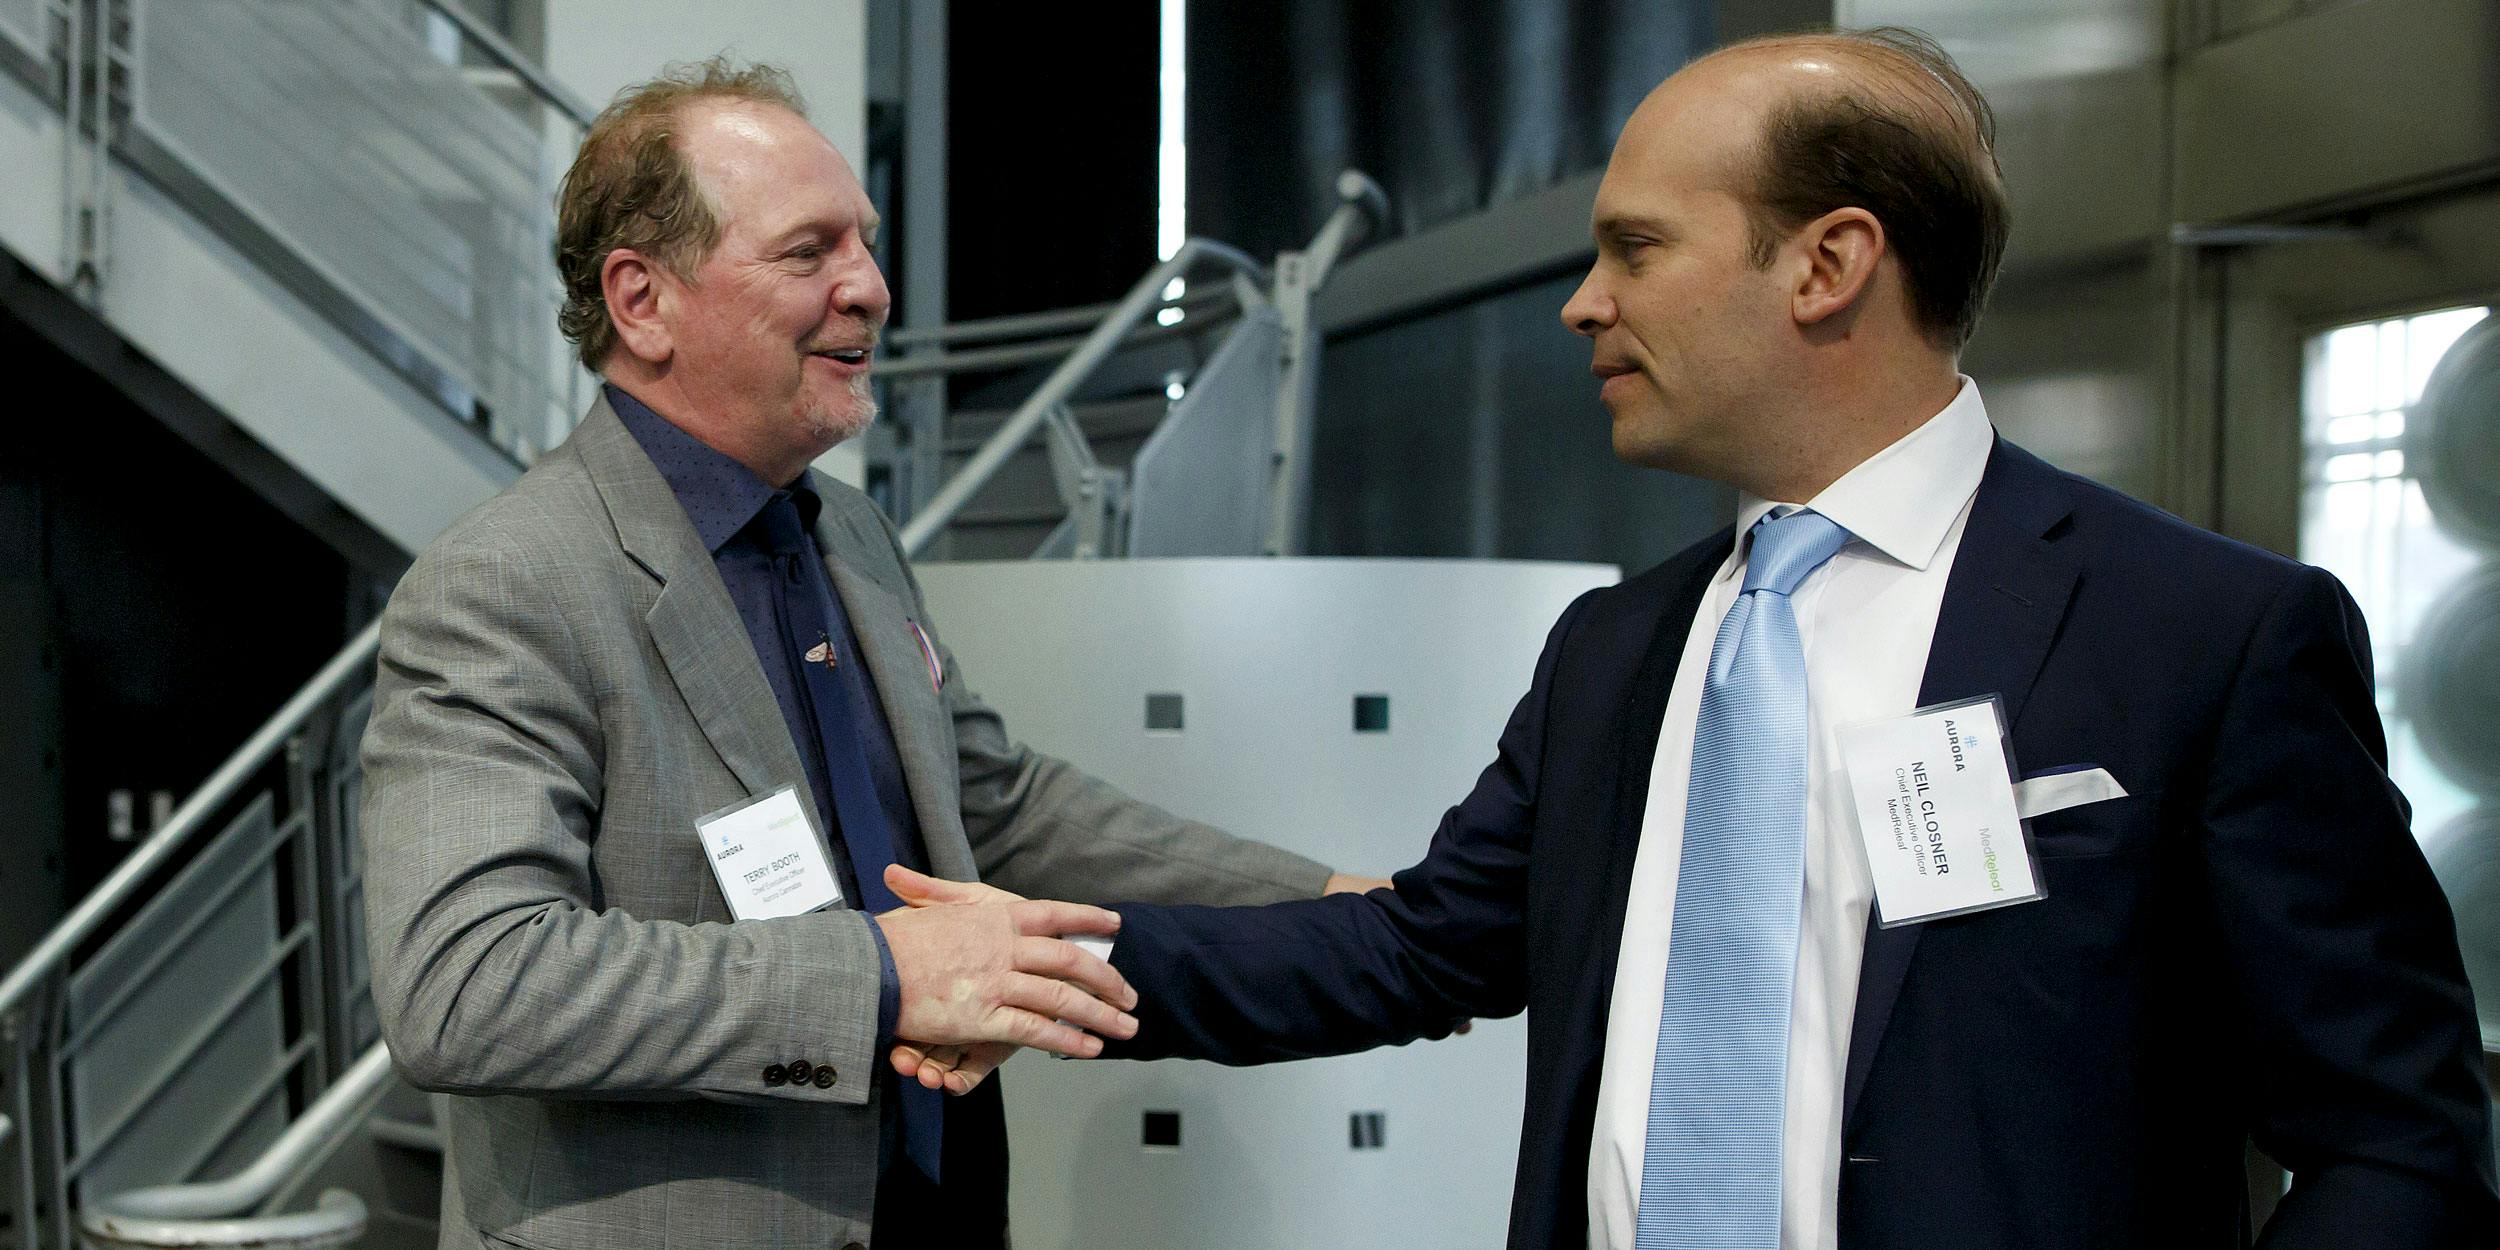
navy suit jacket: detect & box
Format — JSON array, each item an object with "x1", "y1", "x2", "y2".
[{"x1": 1105, "y1": 439, "x2": 2497, "y2": 1249}]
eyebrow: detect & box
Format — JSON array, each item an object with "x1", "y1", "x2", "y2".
[
  {"x1": 1593, "y1": 213, "x2": 1675, "y2": 242},
  {"x1": 765, "y1": 214, "x2": 881, "y2": 251}
]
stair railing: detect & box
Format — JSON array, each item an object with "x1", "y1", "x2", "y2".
[
  {"x1": 74, "y1": 1047, "x2": 393, "y2": 1250},
  {"x1": 894, "y1": 236, "x2": 1270, "y2": 557},
  {"x1": 891, "y1": 170, "x2": 1387, "y2": 560},
  {"x1": 0, "y1": 625, "x2": 381, "y2": 1250},
  {"x1": 3, "y1": 0, "x2": 598, "y2": 469}
]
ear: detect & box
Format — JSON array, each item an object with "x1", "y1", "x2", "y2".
[
  {"x1": 602, "y1": 248, "x2": 675, "y2": 366},
  {"x1": 1791, "y1": 207, "x2": 1885, "y2": 328}
]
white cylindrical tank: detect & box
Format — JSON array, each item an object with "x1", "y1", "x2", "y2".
[{"x1": 913, "y1": 557, "x2": 1619, "y2": 1250}]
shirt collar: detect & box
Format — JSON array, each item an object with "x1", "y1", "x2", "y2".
[
  {"x1": 606, "y1": 383, "x2": 817, "y2": 553},
  {"x1": 1733, "y1": 375, "x2": 1994, "y2": 573}
]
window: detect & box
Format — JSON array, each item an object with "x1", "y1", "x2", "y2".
[{"x1": 2298, "y1": 305, "x2": 2492, "y2": 841}]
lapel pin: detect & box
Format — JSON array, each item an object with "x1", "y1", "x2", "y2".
[
  {"x1": 908, "y1": 620, "x2": 944, "y2": 695},
  {"x1": 804, "y1": 637, "x2": 836, "y2": 669}
]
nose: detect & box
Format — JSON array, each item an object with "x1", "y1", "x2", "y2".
[
  {"x1": 1560, "y1": 266, "x2": 1612, "y2": 338},
  {"x1": 834, "y1": 249, "x2": 892, "y2": 329}
]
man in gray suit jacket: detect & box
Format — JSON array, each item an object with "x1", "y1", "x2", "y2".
[{"x1": 359, "y1": 60, "x2": 1371, "y2": 1250}]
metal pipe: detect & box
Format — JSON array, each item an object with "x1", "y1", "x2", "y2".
[
  {"x1": 873, "y1": 298, "x2": 1241, "y2": 381},
  {"x1": 884, "y1": 285, "x2": 1237, "y2": 350},
  {"x1": 0, "y1": 622, "x2": 382, "y2": 1023},
  {"x1": 409, "y1": 0, "x2": 597, "y2": 128},
  {"x1": 1300, "y1": 170, "x2": 1389, "y2": 291},
  {"x1": 1262, "y1": 170, "x2": 1388, "y2": 559},
  {"x1": 896, "y1": 238, "x2": 1265, "y2": 557},
  {"x1": 76, "y1": 1046, "x2": 392, "y2": 1250}
]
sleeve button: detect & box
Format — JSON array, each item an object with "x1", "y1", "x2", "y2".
[
  {"x1": 786, "y1": 1059, "x2": 814, "y2": 1086},
  {"x1": 814, "y1": 1066, "x2": 837, "y2": 1089},
  {"x1": 763, "y1": 1064, "x2": 787, "y2": 1087}
]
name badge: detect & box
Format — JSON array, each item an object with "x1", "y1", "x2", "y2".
[
  {"x1": 696, "y1": 786, "x2": 844, "y2": 922},
  {"x1": 1838, "y1": 695, "x2": 2043, "y2": 927}
]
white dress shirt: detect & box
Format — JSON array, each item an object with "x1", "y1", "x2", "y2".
[{"x1": 1586, "y1": 379, "x2": 1997, "y2": 1250}]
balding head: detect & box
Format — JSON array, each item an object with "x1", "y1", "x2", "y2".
[
  {"x1": 1562, "y1": 26, "x2": 2000, "y2": 499},
  {"x1": 1702, "y1": 28, "x2": 2010, "y2": 350}
]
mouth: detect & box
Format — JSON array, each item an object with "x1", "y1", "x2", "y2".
[
  {"x1": 807, "y1": 346, "x2": 873, "y2": 376},
  {"x1": 1590, "y1": 361, "x2": 1642, "y2": 403}
]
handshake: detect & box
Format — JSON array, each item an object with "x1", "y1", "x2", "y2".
[
  {"x1": 867, "y1": 866, "x2": 1130, "y2": 1097},
  {"x1": 870, "y1": 866, "x2": 1392, "y2": 1096}
]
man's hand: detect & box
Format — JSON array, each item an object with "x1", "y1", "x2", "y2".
[
  {"x1": 882, "y1": 867, "x2": 1040, "y2": 1093},
  {"x1": 883, "y1": 867, "x2": 1433, "y2": 1091},
  {"x1": 873, "y1": 870, "x2": 1137, "y2": 1062},
  {"x1": 889, "y1": 1039, "x2": 1015, "y2": 1095}
]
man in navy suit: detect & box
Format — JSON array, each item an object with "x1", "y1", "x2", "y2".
[{"x1": 892, "y1": 27, "x2": 2497, "y2": 1249}]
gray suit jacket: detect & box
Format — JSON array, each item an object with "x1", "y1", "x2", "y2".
[{"x1": 360, "y1": 398, "x2": 1329, "y2": 1250}]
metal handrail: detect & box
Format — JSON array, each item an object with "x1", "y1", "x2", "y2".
[
  {"x1": 895, "y1": 237, "x2": 1267, "y2": 557},
  {"x1": 0, "y1": 621, "x2": 381, "y2": 1025},
  {"x1": 883, "y1": 284, "x2": 1238, "y2": 351},
  {"x1": 409, "y1": 0, "x2": 598, "y2": 128},
  {"x1": 1259, "y1": 170, "x2": 1389, "y2": 557},
  {"x1": 873, "y1": 293, "x2": 1243, "y2": 381},
  {"x1": 76, "y1": 1045, "x2": 393, "y2": 1250},
  {"x1": 1300, "y1": 170, "x2": 1391, "y2": 291}
]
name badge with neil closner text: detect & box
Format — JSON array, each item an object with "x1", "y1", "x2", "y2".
[{"x1": 1838, "y1": 695, "x2": 2043, "y2": 927}]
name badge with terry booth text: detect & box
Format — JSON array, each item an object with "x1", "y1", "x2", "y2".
[
  {"x1": 1838, "y1": 695, "x2": 2043, "y2": 928},
  {"x1": 696, "y1": 785, "x2": 844, "y2": 922}
]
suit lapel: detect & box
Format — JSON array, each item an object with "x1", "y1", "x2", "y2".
[
  {"x1": 1841, "y1": 439, "x2": 2081, "y2": 1131},
  {"x1": 1580, "y1": 534, "x2": 1734, "y2": 1045},
  {"x1": 574, "y1": 403, "x2": 825, "y2": 835},
  {"x1": 814, "y1": 495, "x2": 978, "y2": 882}
]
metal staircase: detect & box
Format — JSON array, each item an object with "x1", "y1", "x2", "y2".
[
  {"x1": 0, "y1": 5, "x2": 1388, "y2": 1245},
  {"x1": 0, "y1": 0, "x2": 592, "y2": 559},
  {"x1": 881, "y1": 171, "x2": 1387, "y2": 564}
]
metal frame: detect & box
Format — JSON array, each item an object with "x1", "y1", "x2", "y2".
[
  {"x1": 895, "y1": 236, "x2": 1270, "y2": 556},
  {"x1": 77, "y1": 1047, "x2": 391, "y2": 1250},
  {"x1": 0, "y1": 0, "x2": 59, "y2": 102},
  {"x1": 890, "y1": 172, "x2": 1386, "y2": 562},
  {"x1": 0, "y1": 626, "x2": 379, "y2": 1250},
  {"x1": 3, "y1": 0, "x2": 594, "y2": 473},
  {"x1": 873, "y1": 292, "x2": 1241, "y2": 381},
  {"x1": 1262, "y1": 170, "x2": 1386, "y2": 556}
]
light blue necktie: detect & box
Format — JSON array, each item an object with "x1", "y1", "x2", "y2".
[{"x1": 1635, "y1": 508, "x2": 1852, "y2": 1250}]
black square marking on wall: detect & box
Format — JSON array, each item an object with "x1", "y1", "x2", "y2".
[
  {"x1": 1145, "y1": 693, "x2": 1185, "y2": 732},
  {"x1": 1143, "y1": 1109, "x2": 1182, "y2": 1149},
  {"x1": 1349, "y1": 1111, "x2": 1385, "y2": 1150},
  {"x1": 1353, "y1": 694, "x2": 1390, "y2": 733}
]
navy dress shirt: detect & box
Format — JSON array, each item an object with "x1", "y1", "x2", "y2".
[{"x1": 608, "y1": 385, "x2": 930, "y2": 1123}]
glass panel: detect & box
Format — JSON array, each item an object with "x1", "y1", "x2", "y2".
[
  {"x1": 2298, "y1": 304, "x2": 2495, "y2": 849},
  {"x1": 132, "y1": 0, "x2": 587, "y2": 459}
]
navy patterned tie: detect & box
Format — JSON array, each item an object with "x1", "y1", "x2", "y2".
[{"x1": 759, "y1": 496, "x2": 944, "y2": 1183}]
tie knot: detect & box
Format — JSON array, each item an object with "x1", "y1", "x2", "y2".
[
  {"x1": 1740, "y1": 509, "x2": 1850, "y2": 597},
  {"x1": 756, "y1": 493, "x2": 813, "y2": 558}
]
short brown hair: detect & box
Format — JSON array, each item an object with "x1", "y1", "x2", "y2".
[
  {"x1": 1730, "y1": 28, "x2": 2009, "y2": 352},
  {"x1": 554, "y1": 58, "x2": 809, "y2": 370}
]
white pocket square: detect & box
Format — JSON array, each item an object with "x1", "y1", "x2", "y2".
[{"x1": 2013, "y1": 767, "x2": 2128, "y2": 819}]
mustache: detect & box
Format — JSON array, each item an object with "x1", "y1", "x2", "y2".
[{"x1": 804, "y1": 323, "x2": 881, "y2": 354}]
